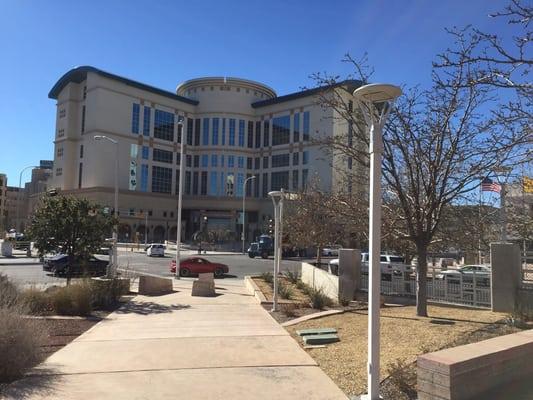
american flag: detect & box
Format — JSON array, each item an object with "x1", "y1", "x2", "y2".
[{"x1": 481, "y1": 178, "x2": 501, "y2": 193}]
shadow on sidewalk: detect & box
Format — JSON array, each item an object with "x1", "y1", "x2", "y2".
[
  {"x1": 2, "y1": 368, "x2": 61, "y2": 399},
  {"x1": 116, "y1": 301, "x2": 191, "y2": 315}
]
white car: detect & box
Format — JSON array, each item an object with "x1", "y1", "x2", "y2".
[
  {"x1": 436, "y1": 264, "x2": 491, "y2": 279},
  {"x1": 322, "y1": 246, "x2": 340, "y2": 257},
  {"x1": 146, "y1": 244, "x2": 165, "y2": 257},
  {"x1": 328, "y1": 253, "x2": 412, "y2": 275}
]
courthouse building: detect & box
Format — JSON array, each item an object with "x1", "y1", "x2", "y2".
[{"x1": 48, "y1": 66, "x2": 361, "y2": 243}]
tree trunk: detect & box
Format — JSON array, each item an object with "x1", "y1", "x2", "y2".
[
  {"x1": 415, "y1": 244, "x2": 428, "y2": 317},
  {"x1": 316, "y1": 246, "x2": 322, "y2": 267}
]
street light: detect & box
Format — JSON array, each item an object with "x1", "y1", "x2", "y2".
[
  {"x1": 94, "y1": 135, "x2": 119, "y2": 276},
  {"x1": 242, "y1": 176, "x2": 256, "y2": 254},
  {"x1": 175, "y1": 117, "x2": 185, "y2": 279},
  {"x1": 353, "y1": 83, "x2": 402, "y2": 400},
  {"x1": 268, "y1": 189, "x2": 286, "y2": 312},
  {"x1": 16, "y1": 165, "x2": 39, "y2": 233}
]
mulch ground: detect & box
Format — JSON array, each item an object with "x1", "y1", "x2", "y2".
[
  {"x1": 285, "y1": 305, "x2": 527, "y2": 397},
  {"x1": 36, "y1": 317, "x2": 100, "y2": 359}
]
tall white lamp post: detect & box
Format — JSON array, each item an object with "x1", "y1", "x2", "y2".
[
  {"x1": 16, "y1": 165, "x2": 39, "y2": 232},
  {"x1": 268, "y1": 189, "x2": 285, "y2": 312},
  {"x1": 353, "y1": 83, "x2": 402, "y2": 400},
  {"x1": 175, "y1": 117, "x2": 185, "y2": 279},
  {"x1": 242, "y1": 176, "x2": 256, "y2": 254},
  {"x1": 94, "y1": 135, "x2": 119, "y2": 276}
]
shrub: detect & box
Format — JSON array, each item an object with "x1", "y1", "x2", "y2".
[
  {"x1": 50, "y1": 283, "x2": 92, "y2": 316},
  {"x1": 260, "y1": 271, "x2": 273, "y2": 284},
  {"x1": 296, "y1": 280, "x2": 312, "y2": 294},
  {"x1": 339, "y1": 297, "x2": 351, "y2": 307},
  {"x1": 278, "y1": 283, "x2": 294, "y2": 300},
  {"x1": 0, "y1": 308, "x2": 44, "y2": 383},
  {"x1": 20, "y1": 288, "x2": 51, "y2": 315},
  {"x1": 284, "y1": 269, "x2": 299, "y2": 284},
  {"x1": 384, "y1": 358, "x2": 417, "y2": 400},
  {"x1": 280, "y1": 303, "x2": 298, "y2": 318},
  {"x1": 90, "y1": 278, "x2": 129, "y2": 310},
  {"x1": 0, "y1": 273, "x2": 19, "y2": 309},
  {"x1": 309, "y1": 288, "x2": 333, "y2": 310}
]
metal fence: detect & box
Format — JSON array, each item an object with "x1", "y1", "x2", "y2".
[
  {"x1": 360, "y1": 268, "x2": 492, "y2": 308},
  {"x1": 521, "y1": 251, "x2": 533, "y2": 287}
]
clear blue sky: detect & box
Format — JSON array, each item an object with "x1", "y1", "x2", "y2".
[{"x1": 0, "y1": 0, "x2": 512, "y2": 185}]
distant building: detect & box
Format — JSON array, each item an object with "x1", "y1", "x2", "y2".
[
  {"x1": 0, "y1": 174, "x2": 7, "y2": 233},
  {"x1": 47, "y1": 66, "x2": 363, "y2": 243}
]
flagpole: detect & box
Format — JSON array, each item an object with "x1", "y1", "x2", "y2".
[{"x1": 478, "y1": 179, "x2": 482, "y2": 264}]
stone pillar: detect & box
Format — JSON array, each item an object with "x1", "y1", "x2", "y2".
[
  {"x1": 338, "y1": 249, "x2": 361, "y2": 302},
  {"x1": 491, "y1": 242, "x2": 521, "y2": 312}
]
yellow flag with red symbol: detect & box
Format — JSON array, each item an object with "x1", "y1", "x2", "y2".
[{"x1": 524, "y1": 177, "x2": 533, "y2": 193}]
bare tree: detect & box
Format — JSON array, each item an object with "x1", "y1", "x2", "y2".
[
  {"x1": 284, "y1": 181, "x2": 349, "y2": 266},
  {"x1": 311, "y1": 1, "x2": 530, "y2": 316}
]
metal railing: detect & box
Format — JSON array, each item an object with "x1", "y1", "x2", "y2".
[
  {"x1": 360, "y1": 268, "x2": 492, "y2": 308},
  {"x1": 521, "y1": 251, "x2": 533, "y2": 288}
]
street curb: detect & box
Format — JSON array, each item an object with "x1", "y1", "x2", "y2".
[
  {"x1": 281, "y1": 309, "x2": 345, "y2": 327},
  {"x1": 244, "y1": 275, "x2": 268, "y2": 304}
]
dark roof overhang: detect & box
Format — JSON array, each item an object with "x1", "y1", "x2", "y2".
[
  {"x1": 48, "y1": 66, "x2": 199, "y2": 105},
  {"x1": 251, "y1": 79, "x2": 363, "y2": 108}
]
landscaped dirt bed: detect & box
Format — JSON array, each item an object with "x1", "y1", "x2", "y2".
[
  {"x1": 0, "y1": 316, "x2": 100, "y2": 394},
  {"x1": 285, "y1": 305, "x2": 526, "y2": 397}
]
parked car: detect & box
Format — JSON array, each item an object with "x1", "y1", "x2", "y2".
[
  {"x1": 170, "y1": 257, "x2": 229, "y2": 278},
  {"x1": 322, "y1": 246, "x2": 340, "y2": 257},
  {"x1": 436, "y1": 265, "x2": 491, "y2": 279},
  {"x1": 43, "y1": 254, "x2": 108, "y2": 277},
  {"x1": 328, "y1": 253, "x2": 413, "y2": 276},
  {"x1": 146, "y1": 244, "x2": 165, "y2": 257}
]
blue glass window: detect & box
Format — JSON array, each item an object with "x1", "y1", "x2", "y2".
[
  {"x1": 151, "y1": 166, "x2": 172, "y2": 193},
  {"x1": 303, "y1": 151, "x2": 309, "y2": 165},
  {"x1": 219, "y1": 172, "x2": 225, "y2": 196},
  {"x1": 132, "y1": 104, "x2": 140, "y2": 134},
  {"x1": 238, "y1": 119, "x2": 245, "y2": 147},
  {"x1": 209, "y1": 171, "x2": 217, "y2": 196},
  {"x1": 220, "y1": 155, "x2": 225, "y2": 167},
  {"x1": 303, "y1": 111, "x2": 310, "y2": 141},
  {"x1": 187, "y1": 118, "x2": 193, "y2": 145},
  {"x1": 221, "y1": 118, "x2": 226, "y2": 145},
  {"x1": 211, "y1": 154, "x2": 218, "y2": 167},
  {"x1": 143, "y1": 106, "x2": 151, "y2": 136},
  {"x1": 229, "y1": 119, "x2": 236, "y2": 146},
  {"x1": 140, "y1": 164, "x2": 148, "y2": 192},
  {"x1": 236, "y1": 173, "x2": 244, "y2": 197},
  {"x1": 201, "y1": 154, "x2": 208, "y2": 167},
  {"x1": 228, "y1": 155, "x2": 235, "y2": 168},
  {"x1": 202, "y1": 118, "x2": 209, "y2": 145},
  {"x1": 142, "y1": 146, "x2": 149, "y2": 160},
  {"x1": 293, "y1": 113, "x2": 300, "y2": 142},
  {"x1": 154, "y1": 110, "x2": 174, "y2": 141},
  {"x1": 237, "y1": 156, "x2": 244, "y2": 169},
  {"x1": 263, "y1": 120, "x2": 270, "y2": 146},
  {"x1": 212, "y1": 118, "x2": 219, "y2": 145},
  {"x1": 272, "y1": 115, "x2": 290, "y2": 146}
]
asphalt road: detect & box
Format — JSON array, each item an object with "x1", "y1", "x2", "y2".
[
  {"x1": 0, "y1": 250, "x2": 327, "y2": 286},
  {"x1": 116, "y1": 250, "x2": 308, "y2": 280}
]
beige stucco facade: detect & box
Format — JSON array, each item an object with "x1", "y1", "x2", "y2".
[{"x1": 48, "y1": 67, "x2": 362, "y2": 244}]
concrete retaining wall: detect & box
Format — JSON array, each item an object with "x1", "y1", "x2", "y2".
[
  {"x1": 301, "y1": 262, "x2": 338, "y2": 302},
  {"x1": 138, "y1": 275, "x2": 173, "y2": 296},
  {"x1": 417, "y1": 329, "x2": 533, "y2": 399}
]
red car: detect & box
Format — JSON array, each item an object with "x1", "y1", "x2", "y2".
[{"x1": 170, "y1": 257, "x2": 229, "y2": 278}]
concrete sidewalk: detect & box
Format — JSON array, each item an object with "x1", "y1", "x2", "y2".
[{"x1": 3, "y1": 279, "x2": 347, "y2": 400}]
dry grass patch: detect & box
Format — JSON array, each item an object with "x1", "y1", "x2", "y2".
[
  {"x1": 286, "y1": 304, "x2": 522, "y2": 397},
  {"x1": 252, "y1": 276, "x2": 310, "y2": 305}
]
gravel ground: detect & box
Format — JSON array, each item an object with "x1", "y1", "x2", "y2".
[{"x1": 285, "y1": 305, "x2": 525, "y2": 397}]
